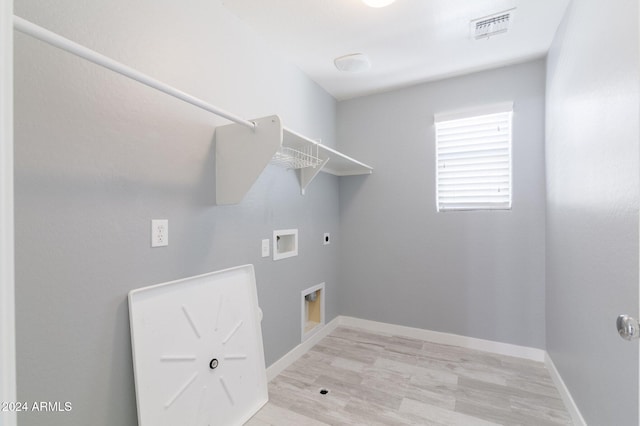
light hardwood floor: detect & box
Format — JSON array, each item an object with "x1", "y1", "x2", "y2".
[{"x1": 247, "y1": 326, "x2": 572, "y2": 425}]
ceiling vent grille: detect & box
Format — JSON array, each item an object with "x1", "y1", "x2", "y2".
[{"x1": 471, "y1": 9, "x2": 514, "y2": 40}]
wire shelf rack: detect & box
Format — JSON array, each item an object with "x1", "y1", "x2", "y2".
[{"x1": 270, "y1": 146, "x2": 322, "y2": 170}]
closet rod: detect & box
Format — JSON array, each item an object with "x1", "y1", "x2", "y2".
[{"x1": 13, "y1": 16, "x2": 256, "y2": 130}]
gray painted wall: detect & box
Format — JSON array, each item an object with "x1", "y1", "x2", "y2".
[
  {"x1": 14, "y1": 1, "x2": 340, "y2": 425},
  {"x1": 545, "y1": 0, "x2": 639, "y2": 424},
  {"x1": 337, "y1": 60, "x2": 547, "y2": 349}
]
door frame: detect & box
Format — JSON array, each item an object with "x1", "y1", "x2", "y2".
[{"x1": 1, "y1": 0, "x2": 16, "y2": 425}]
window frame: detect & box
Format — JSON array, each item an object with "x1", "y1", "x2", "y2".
[{"x1": 434, "y1": 102, "x2": 513, "y2": 212}]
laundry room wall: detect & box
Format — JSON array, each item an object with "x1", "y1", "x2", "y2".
[
  {"x1": 337, "y1": 59, "x2": 547, "y2": 349},
  {"x1": 545, "y1": 0, "x2": 640, "y2": 424},
  {"x1": 13, "y1": 1, "x2": 341, "y2": 425}
]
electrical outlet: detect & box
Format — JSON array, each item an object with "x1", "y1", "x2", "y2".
[
  {"x1": 151, "y1": 219, "x2": 168, "y2": 247},
  {"x1": 261, "y1": 239, "x2": 270, "y2": 257},
  {"x1": 323, "y1": 233, "x2": 330, "y2": 245}
]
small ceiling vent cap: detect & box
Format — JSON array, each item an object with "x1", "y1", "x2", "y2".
[
  {"x1": 471, "y1": 8, "x2": 514, "y2": 40},
  {"x1": 334, "y1": 53, "x2": 371, "y2": 73}
]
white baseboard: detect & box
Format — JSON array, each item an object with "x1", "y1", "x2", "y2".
[
  {"x1": 266, "y1": 316, "x2": 341, "y2": 381},
  {"x1": 545, "y1": 353, "x2": 587, "y2": 426},
  {"x1": 339, "y1": 316, "x2": 546, "y2": 362}
]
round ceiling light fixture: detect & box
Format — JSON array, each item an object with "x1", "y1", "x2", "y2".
[
  {"x1": 362, "y1": 0, "x2": 396, "y2": 8},
  {"x1": 334, "y1": 53, "x2": 371, "y2": 73}
]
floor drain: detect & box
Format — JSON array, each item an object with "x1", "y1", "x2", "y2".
[{"x1": 319, "y1": 389, "x2": 329, "y2": 395}]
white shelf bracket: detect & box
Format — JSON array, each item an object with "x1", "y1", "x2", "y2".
[
  {"x1": 215, "y1": 115, "x2": 282, "y2": 205},
  {"x1": 300, "y1": 158, "x2": 330, "y2": 195}
]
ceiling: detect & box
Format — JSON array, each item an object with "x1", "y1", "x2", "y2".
[{"x1": 220, "y1": 0, "x2": 570, "y2": 100}]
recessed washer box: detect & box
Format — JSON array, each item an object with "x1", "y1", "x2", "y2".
[{"x1": 273, "y1": 229, "x2": 298, "y2": 260}]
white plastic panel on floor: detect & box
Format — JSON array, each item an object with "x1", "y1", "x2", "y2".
[{"x1": 128, "y1": 265, "x2": 267, "y2": 426}]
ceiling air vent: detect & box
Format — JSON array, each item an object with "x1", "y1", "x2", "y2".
[{"x1": 471, "y1": 9, "x2": 514, "y2": 40}]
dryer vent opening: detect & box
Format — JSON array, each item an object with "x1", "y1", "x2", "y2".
[{"x1": 301, "y1": 283, "x2": 325, "y2": 342}]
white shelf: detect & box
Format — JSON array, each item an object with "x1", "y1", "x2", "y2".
[
  {"x1": 10, "y1": 18, "x2": 371, "y2": 205},
  {"x1": 216, "y1": 115, "x2": 372, "y2": 205},
  {"x1": 282, "y1": 127, "x2": 373, "y2": 177}
]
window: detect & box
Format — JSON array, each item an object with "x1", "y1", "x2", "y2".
[{"x1": 434, "y1": 103, "x2": 513, "y2": 211}]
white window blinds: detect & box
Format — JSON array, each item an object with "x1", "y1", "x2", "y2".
[{"x1": 435, "y1": 104, "x2": 513, "y2": 211}]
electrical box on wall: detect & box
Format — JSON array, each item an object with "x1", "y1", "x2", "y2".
[{"x1": 273, "y1": 229, "x2": 298, "y2": 261}]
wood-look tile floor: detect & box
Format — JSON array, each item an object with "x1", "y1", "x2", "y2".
[{"x1": 247, "y1": 326, "x2": 573, "y2": 426}]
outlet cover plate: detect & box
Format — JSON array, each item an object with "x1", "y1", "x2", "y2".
[{"x1": 151, "y1": 219, "x2": 168, "y2": 247}]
